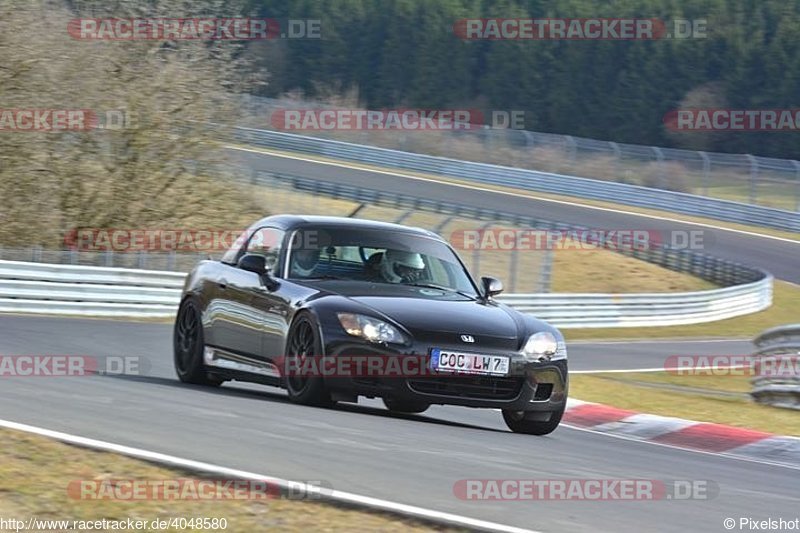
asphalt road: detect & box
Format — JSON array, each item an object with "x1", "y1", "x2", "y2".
[
  {"x1": 231, "y1": 148, "x2": 800, "y2": 283},
  {"x1": 2, "y1": 315, "x2": 796, "y2": 533}
]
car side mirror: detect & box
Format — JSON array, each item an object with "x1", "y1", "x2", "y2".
[
  {"x1": 238, "y1": 254, "x2": 267, "y2": 275},
  {"x1": 238, "y1": 254, "x2": 280, "y2": 290},
  {"x1": 481, "y1": 276, "x2": 504, "y2": 299}
]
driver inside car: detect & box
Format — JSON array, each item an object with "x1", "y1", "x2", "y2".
[
  {"x1": 378, "y1": 250, "x2": 426, "y2": 283},
  {"x1": 291, "y1": 247, "x2": 321, "y2": 278}
]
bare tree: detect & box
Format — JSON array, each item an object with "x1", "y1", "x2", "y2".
[{"x1": 0, "y1": 0, "x2": 266, "y2": 247}]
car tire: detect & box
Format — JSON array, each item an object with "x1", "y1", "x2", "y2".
[
  {"x1": 502, "y1": 407, "x2": 564, "y2": 435},
  {"x1": 173, "y1": 297, "x2": 223, "y2": 387},
  {"x1": 285, "y1": 313, "x2": 335, "y2": 407},
  {"x1": 383, "y1": 398, "x2": 429, "y2": 414}
]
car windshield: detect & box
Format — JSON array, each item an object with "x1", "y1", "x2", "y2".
[{"x1": 286, "y1": 226, "x2": 478, "y2": 296}]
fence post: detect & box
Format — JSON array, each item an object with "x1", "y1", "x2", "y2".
[
  {"x1": 652, "y1": 146, "x2": 665, "y2": 189},
  {"x1": 509, "y1": 246, "x2": 519, "y2": 293},
  {"x1": 609, "y1": 141, "x2": 621, "y2": 181},
  {"x1": 793, "y1": 160, "x2": 800, "y2": 212},
  {"x1": 564, "y1": 135, "x2": 577, "y2": 172},
  {"x1": 393, "y1": 208, "x2": 415, "y2": 225},
  {"x1": 538, "y1": 247, "x2": 553, "y2": 293},
  {"x1": 523, "y1": 131, "x2": 534, "y2": 149},
  {"x1": 746, "y1": 154, "x2": 758, "y2": 204},
  {"x1": 433, "y1": 216, "x2": 456, "y2": 234},
  {"x1": 472, "y1": 221, "x2": 495, "y2": 280},
  {"x1": 698, "y1": 151, "x2": 710, "y2": 196}
]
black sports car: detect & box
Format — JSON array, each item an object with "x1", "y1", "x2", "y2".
[{"x1": 174, "y1": 215, "x2": 568, "y2": 435}]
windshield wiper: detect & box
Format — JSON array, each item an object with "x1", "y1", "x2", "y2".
[{"x1": 302, "y1": 275, "x2": 344, "y2": 281}]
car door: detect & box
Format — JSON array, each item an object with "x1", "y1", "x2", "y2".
[
  {"x1": 209, "y1": 227, "x2": 285, "y2": 358},
  {"x1": 236, "y1": 227, "x2": 294, "y2": 361}
]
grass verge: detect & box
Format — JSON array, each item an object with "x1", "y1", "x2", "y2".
[
  {"x1": 0, "y1": 428, "x2": 459, "y2": 532},
  {"x1": 570, "y1": 371, "x2": 800, "y2": 436}
]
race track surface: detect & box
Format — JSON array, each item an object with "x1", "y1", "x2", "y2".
[{"x1": 1, "y1": 315, "x2": 795, "y2": 532}]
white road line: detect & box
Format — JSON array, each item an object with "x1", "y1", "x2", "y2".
[
  {"x1": 0, "y1": 418, "x2": 537, "y2": 533},
  {"x1": 229, "y1": 145, "x2": 800, "y2": 246},
  {"x1": 568, "y1": 338, "x2": 749, "y2": 345},
  {"x1": 571, "y1": 364, "x2": 752, "y2": 374}
]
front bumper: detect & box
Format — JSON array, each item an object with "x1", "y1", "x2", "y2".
[{"x1": 321, "y1": 337, "x2": 568, "y2": 411}]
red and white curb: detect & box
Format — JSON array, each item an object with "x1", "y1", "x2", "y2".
[{"x1": 563, "y1": 399, "x2": 800, "y2": 468}]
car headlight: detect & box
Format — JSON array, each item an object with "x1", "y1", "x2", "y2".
[
  {"x1": 522, "y1": 331, "x2": 566, "y2": 361},
  {"x1": 337, "y1": 313, "x2": 405, "y2": 344}
]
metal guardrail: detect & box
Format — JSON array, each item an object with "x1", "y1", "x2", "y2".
[
  {"x1": 0, "y1": 261, "x2": 184, "y2": 318},
  {"x1": 240, "y1": 95, "x2": 800, "y2": 212},
  {"x1": 0, "y1": 247, "x2": 209, "y2": 273},
  {"x1": 233, "y1": 127, "x2": 800, "y2": 232},
  {"x1": 0, "y1": 259, "x2": 772, "y2": 328},
  {"x1": 500, "y1": 278, "x2": 772, "y2": 328},
  {"x1": 751, "y1": 325, "x2": 800, "y2": 410}
]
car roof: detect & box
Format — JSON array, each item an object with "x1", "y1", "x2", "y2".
[{"x1": 249, "y1": 214, "x2": 441, "y2": 239}]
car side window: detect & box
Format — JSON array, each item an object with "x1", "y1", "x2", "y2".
[
  {"x1": 220, "y1": 229, "x2": 249, "y2": 265},
  {"x1": 243, "y1": 227, "x2": 285, "y2": 274}
]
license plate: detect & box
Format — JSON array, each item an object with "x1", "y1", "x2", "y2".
[{"x1": 430, "y1": 349, "x2": 509, "y2": 376}]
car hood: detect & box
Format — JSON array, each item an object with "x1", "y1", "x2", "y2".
[{"x1": 348, "y1": 295, "x2": 522, "y2": 341}]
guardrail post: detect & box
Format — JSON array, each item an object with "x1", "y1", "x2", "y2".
[
  {"x1": 746, "y1": 154, "x2": 758, "y2": 205},
  {"x1": 105, "y1": 250, "x2": 114, "y2": 267},
  {"x1": 32, "y1": 245, "x2": 42, "y2": 263},
  {"x1": 137, "y1": 250, "x2": 147, "y2": 269},
  {"x1": 698, "y1": 151, "x2": 710, "y2": 196}
]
